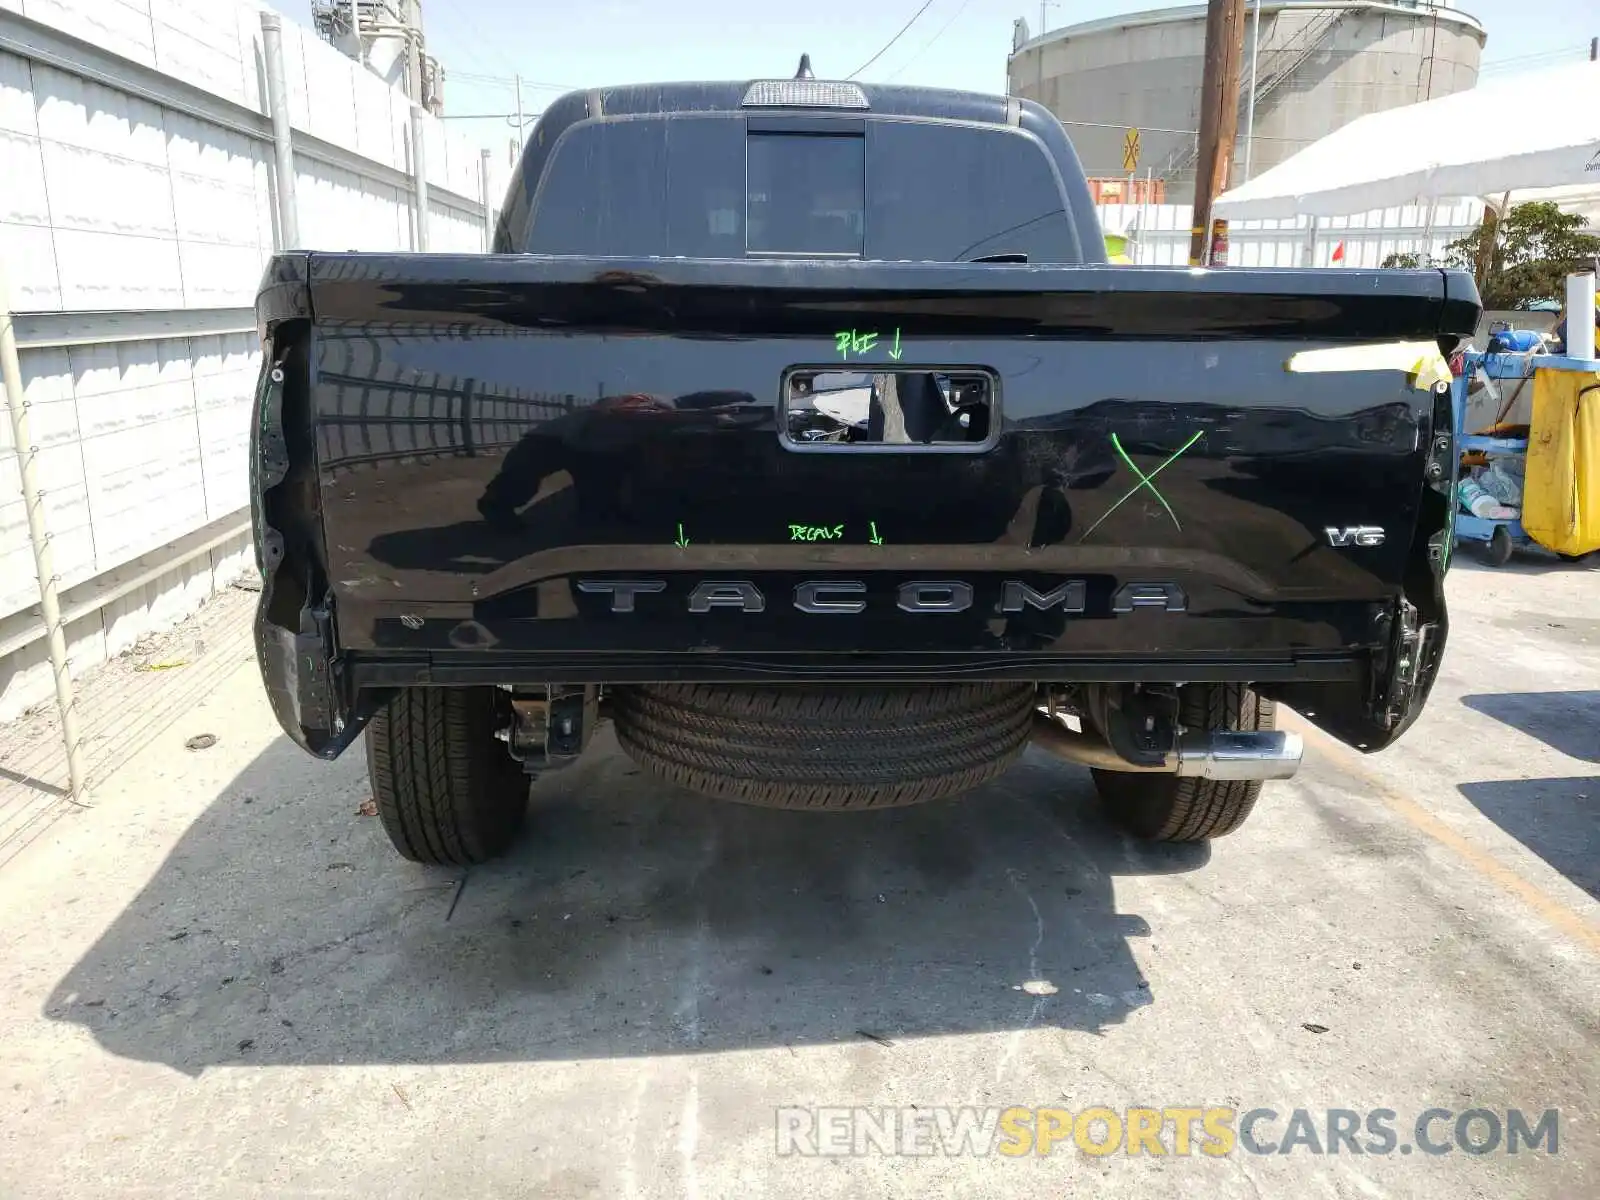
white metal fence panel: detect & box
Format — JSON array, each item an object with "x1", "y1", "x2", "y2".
[
  {"x1": 0, "y1": 327, "x2": 259, "y2": 615},
  {"x1": 1097, "y1": 199, "x2": 1486, "y2": 267},
  {"x1": 0, "y1": 0, "x2": 505, "y2": 721}
]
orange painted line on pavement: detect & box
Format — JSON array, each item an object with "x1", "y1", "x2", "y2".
[{"x1": 1282, "y1": 712, "x2": 1600, "y2": 956}]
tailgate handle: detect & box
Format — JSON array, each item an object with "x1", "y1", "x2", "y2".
[{"x1": 781, "y1": 367, "x2": 998, "y2": 453}]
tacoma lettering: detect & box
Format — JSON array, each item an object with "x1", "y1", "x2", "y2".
[
  {"x1": 1001, "y1": 580, "x2": 1087, "y2": 614},
  {"x1": 574, "y1": 579, "x2": 1181, "y2": 616}
]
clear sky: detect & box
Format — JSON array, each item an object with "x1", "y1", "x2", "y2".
[{"x1": 296, "y1": 0, "x2": 1598, "y2": 156}]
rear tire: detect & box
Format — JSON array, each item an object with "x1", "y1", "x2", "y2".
[
  {"x1": 366, "y1": 687, "x2": 529, "y2": 865},
  {"x1": 612, "y1": 682, "x2": 1035, "y2": 810},
  {"x1": 1090, "y1": 683, "x2": 1274, "y2": 842}
]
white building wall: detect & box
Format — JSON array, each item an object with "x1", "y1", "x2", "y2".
[{"x1": 0, "y1": 0, "x2": 506, "y2": 720}]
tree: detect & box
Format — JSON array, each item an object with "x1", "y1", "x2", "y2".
[
  {"x1": 1445, "y1": 202, "x2": 1600, "y2": 308},
  {"x1": 1380, "y1": 203, "x2": 1600, "y2": 308}
]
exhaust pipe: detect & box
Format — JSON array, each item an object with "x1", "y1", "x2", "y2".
[{"x1": 1032, "y1": 715, "x2": 1303, "y2": 782}]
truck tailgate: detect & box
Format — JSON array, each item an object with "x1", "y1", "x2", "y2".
[{"x1": 270, "y1": 254, "x2": 1469, "y2": 668}]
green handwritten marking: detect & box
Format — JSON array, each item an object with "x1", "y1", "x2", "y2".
[
  {"x1": 790, "y1": 524, "x2": 845, "y2": 542},
  {"x1": 888, "y1": 329, "x2": 902, "y2": 361},
  {"x1": 869, "y1": 521, "x2": 884, "y2": 545},
  {"x1": 1079, "y1": 430, "x2": 1204, "y2": 542},
  {"x1": 675, "y1": 523, "x2": 690, "y2": 548},
  {"x1": 834, "y1": 329, "x2": 882, "y2": 359}
]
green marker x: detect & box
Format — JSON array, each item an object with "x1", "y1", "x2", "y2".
[{"x1": 1079, "y1": 430, "x2": 1204, "y2": 541}]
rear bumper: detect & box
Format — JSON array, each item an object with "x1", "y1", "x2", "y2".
[
  {"x1": 253, "y1": 587, "x2": 1429, "y2": 766},
  {"x1": 339, "y1": 647, "x2": 1366, "y2": 688},
  {"x1": 252, "y1": 507, "x2": 1448, "y2": 762}
]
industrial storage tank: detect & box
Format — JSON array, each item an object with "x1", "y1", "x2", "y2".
[{"x1": 1008, "y1": 2, "x2": 1485, "y2": 191}]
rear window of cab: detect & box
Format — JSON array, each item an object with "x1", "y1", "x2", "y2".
[{"x1": 525, "y1": 114, "x2": 1081, "y2": 263}]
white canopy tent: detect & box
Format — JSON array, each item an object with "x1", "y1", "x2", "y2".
[{"x1": 1213, "y1": 59, "x2": 1600, "y2": 222}]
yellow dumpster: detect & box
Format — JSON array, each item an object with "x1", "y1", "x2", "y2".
[{"x1": 1521, "y1": 365, "x2": 1600, "y2": 557}]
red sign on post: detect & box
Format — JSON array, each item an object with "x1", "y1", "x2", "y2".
[{"x1": 1209, "y1": 219, "x2": 1229, "y2": 267}]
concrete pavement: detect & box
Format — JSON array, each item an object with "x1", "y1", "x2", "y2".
[{"x1": 0, "y1": 557, "x2": 1595, "y2": 1198}]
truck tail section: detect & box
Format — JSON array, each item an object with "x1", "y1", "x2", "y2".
[{"x1": 252, "y1": 251, "x2": 1472, "y2": 764}]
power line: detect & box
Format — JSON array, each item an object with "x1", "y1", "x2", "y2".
[
  {"x1": 433, "y1": 0, "x2": 525, "y2": 80},
  {"x1": 1480, "y1": 44, "x2": 1588, "y2": 66},
  {"x1": 437, "y1": 111, "x2": 545, "y2": 123},
  {"x1": 1478, "y1": 44, "x2": 1591, "y2": 73},
  {"x1": 1058, "y1": 117, "x2": 1311, "y2": 143},
  {"x1": 886, "y1": 0, "x2": 974, "y2": 82},
  {"x1": 433, "y1": 0, "x2": 582, "y2": 101},
  {"x1": 848, "y1": 0, "x2": 939, "y2": 79},
  {"x1": 430, "y1": 0, "x2": 521, "y2": 85},
  {"x1": 449, "y1": 69, "x2": 580, "y2": 91}
]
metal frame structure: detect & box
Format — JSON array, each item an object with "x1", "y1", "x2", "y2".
[
  {"x1": 1, "y1": 260, "x2": 86, "y2": 798},
  {"x1": 0, "y1": 4, "x2": 497, "y2": 801}
]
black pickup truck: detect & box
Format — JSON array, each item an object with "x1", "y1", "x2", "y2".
[{"x1": 250, "y1": 68, "x2": 1479, "y2": 866}]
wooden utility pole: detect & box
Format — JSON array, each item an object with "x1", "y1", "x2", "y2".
[{"x1": 1189, "y1": 0, "x2": 1248, "y2": 265}]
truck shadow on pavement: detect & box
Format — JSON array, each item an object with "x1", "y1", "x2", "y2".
[
  {"x1": 1458, "y1": 689, "x2": 1600, "y2": 900},
  {"x1": 45, "y1": 732, "x2": 1205, "y2": 1075},
  {"x1": 1460, "y1": 691, "x2": 1600, "y2": 763},
  {"x1": 1457, "y1": 777, "x2": 1600, "y2": 901}
]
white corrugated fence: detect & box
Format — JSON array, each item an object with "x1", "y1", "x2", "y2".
[{"x1": 0, "y1": 0, "x2": 505, "y2": 730}]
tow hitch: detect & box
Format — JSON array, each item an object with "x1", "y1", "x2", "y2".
[{"x1": 500, "y1": 686, "x2": 600, "y2": 775}]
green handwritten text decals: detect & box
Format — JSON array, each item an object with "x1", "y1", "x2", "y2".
[{"x1": 834, "y1": 329, "x2": 904, "y2": 361}]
